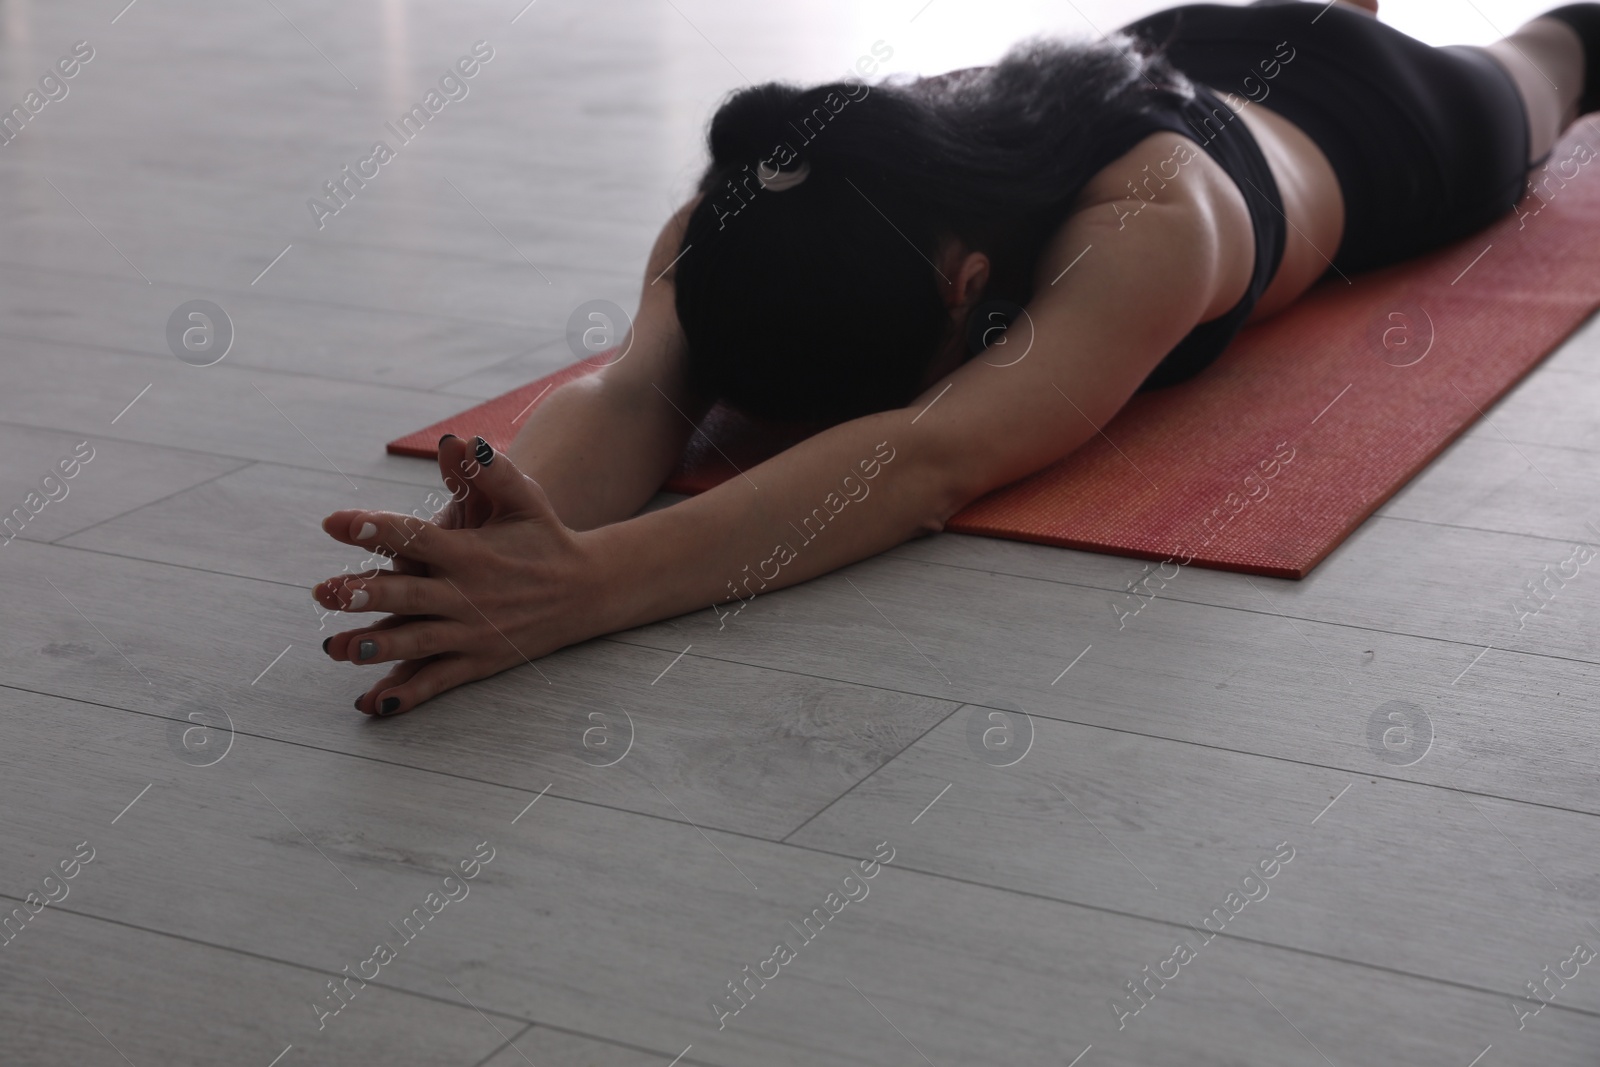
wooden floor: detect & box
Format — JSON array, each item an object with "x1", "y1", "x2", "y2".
[{"x1": 5, "y1": 1, "x2": 1600, "y2": 1064}]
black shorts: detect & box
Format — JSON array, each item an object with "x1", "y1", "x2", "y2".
[{"x1": 1123, "y1": 1, "x2": 1533, "y2": 274}]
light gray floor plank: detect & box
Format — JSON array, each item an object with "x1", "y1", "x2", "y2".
[
  {"x1": 891, "y1": 515, "x2": 1600, "y2": 661},
  {"x1": 788, "y1": 708, "x2": 1600, "y2": 1012},
  {"x1": 1452, "y1": 363, "x2": 1600, "y2": 452},
  {"x1": 0, "y1": 904, "x2": 510, "y2": 1066},
  {"x1": 52, "y1": 457, "x2": 1600, "y2": 819},
  {"x1": 7, "y1": 689, "x2": 1600, "y2": 1067},
  {"x1": 612, "y1": 549, "x2": 1600, "y2": 812},
  {"x1": 6, "y1": 0, "x2": 1599, "y2": 1061},
  {"x1": 1376, "y1": 434, "x2": 1600, "y2": 544},
  {"x1": 0, "y1": 338, "x2": 457, "y2": 486},
  {"x1": 477, "y1": 1032, "x2": 688, "y2": 1067},
  {"x1": 0, "y1": 545, "x2": 956, "y2": 841},
  {"x1": 0, "y1": 425, "x2": 246, "y2": 545},
  {"x1": 1533, "y1": 307, "x2": 1600, "y2": 375},
  {"x1": 473, "y1": 1027, "x2": 710, "y2": 1067},
  {"x1": 0, "y1": 261, "x2": 555, "y2": 391},
  {"x1": 434, "y1": 336, "x2": 591, "y2": 399},
  {"x1": 60, "y1": 460, "x2": 476, "y2": 583},
  {"x1": 62, "y1": 459, "x2": 678, "y2": 583}
]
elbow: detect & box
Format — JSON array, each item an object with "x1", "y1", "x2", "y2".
[
  {"x1": 884, "y1": 413, "x2": 986, "y2": 539},
  {"x1": 916, "y1": 463, "x2": 977, "y2": 539}
]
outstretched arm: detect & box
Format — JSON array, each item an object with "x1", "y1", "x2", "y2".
[
  {"x1": 584, "y1": 194, "x2": 1230, "y2": 633},
  {"x1": 315, "y1": 134, "x2": 1237, "y2": 715},
  {"x1": 506, "y1": 196, "x2": 708, "y2": 531}
]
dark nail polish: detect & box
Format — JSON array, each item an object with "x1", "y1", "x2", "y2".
[
  {"x1": 357, "y1": 639, "x2": 378, "y2": 661},
  {"x1": 379, "y1": 696, "x2": 401, "y2": 716},
  {"x1": 473, "y1": 436, "x2": 494, "y2": 466},
  {"x1": 354, "y1": 697, "x2": 364, "y2": 710},
  {"x1": 438, "y1": 433, "x2": 458, "y2": 446},
  {"x1": 321, "y1": 636, "x2": 331, "y2": 654}
]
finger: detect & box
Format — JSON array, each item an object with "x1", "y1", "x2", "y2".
[
  {"x1": 339, "y1": 619, "x2": 464, "y2": 665},
  {"x1": 321, "y1": 508, "x2": 462, "y2": 565},
  {"x1": 390, "y1": 554, "x2": 430, "y2": 578},
  {"x1": 437, "y1": 472, "x2": 494, "y2": 531},
  {"x1": 454, "y1": 435, "x2": 558, "y2": 524},
  {"x1": 410, "y1": 435, "x2": 496, "y2": 534},
  {"x1": 333, "y1": 544, "x2": 401, "y2": 584},
  {"x1": 430, "y1": 495, "x2": 464, "y2": 532},
  {"x1": 371, "y1": 653, "x2": 484, "y2": 716},
  {"x1": 460, "y1": 474, "x2": 496, "y2": 527},
  {"x1": 323, "y1": 614, "x2": 433, "y2": 661},
  {"x1": 393, "y1": 506, "x2": 481, "y2": 583},
  {"x1": 436, "y1": 434, "x2": 486, "y2": 521},
  {"x1": 312, "y1": 572, "x2": 456, "y2": 616},
  {"x1": 354, "y1": 657, "x2": 431, "y2": 715}
]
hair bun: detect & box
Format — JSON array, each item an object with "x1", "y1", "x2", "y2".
[{"x1": 707, "y1": 82, "x2": 807, "y2": 168}]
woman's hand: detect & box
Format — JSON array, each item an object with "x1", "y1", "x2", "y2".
[
  {"x1": 426, "y1": 434, "x2": 502, "y2": 534},
  {"x1": 315, "y1": 436, "x2": 610, "y2": 716},
  {"x1": 378, "y1": 434, "x2": 496, "y2": 582}
]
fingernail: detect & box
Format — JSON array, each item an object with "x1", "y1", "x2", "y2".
[
  {"x1": 357, "y1": 639, "x2": 377, "y2": 661},
  {"x1": 473, "y1": 436, "x2": 494, "y2": 466},
  {"x1": 356, "y1": 521, "x2": 377, "y2": 540},
  {"x1": 321, "y1": 636, "x2": 331, "y2": 654},
  {"x1": 347, "y1": 587, "x2": 370, "y2": 610},
  {"x1": 379, "y1": 696, "x2": 401, "y2": 716},
  {"x1": 354, "y1": 696, "x2": 364, "y2": 710},
  {"x1": 439, "y1": 433, "x2": 459, "y2": 446}
]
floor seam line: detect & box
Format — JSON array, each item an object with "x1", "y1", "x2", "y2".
[
  {"x1": 48, "y1": 460, "x2": 256, "y2": 545},
  {"x1": 778, "y1": 700, "x2": 969, "y2": 844},
  {"x1": 11, "y1": 678, "x2": 1600, "y2": 849}
]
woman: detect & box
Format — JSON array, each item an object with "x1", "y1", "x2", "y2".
[{"x1": 316, "y1": 0, "x2": 1599, "y2": 716}]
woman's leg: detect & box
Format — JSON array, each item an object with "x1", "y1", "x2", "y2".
[{"x1": 1482, "y1": 15, "x2": 1586, "y2": 164}]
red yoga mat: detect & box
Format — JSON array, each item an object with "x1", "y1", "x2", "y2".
[{"x1": 390, "y1": 128, "x2": 1600, "y2": 578}]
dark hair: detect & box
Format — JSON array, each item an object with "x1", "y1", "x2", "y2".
[{"x1": 672, "y1": 34, "x2": 1193, "y2": 424}]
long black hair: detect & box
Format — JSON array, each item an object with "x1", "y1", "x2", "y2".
[{"x1": 672, "y1": 33, "x2": 1193, "y2": 424}]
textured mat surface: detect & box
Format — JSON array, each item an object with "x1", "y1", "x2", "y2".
[{"x1": 390, "y1": 128, "x2": 1600, "y2": 578}]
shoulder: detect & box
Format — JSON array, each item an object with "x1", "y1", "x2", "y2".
[
  {"x1": 1071, "y1": 130, "x2": 1224, "y2": 217},
  {"x1": 1033, "y1": 130, "x2": 1255, "y2": 322}
]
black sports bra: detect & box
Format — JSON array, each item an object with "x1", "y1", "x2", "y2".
[
  {"x1": 1102, "y1": 84, "x2": 1288, "y2": 390},
  {"x1": 916, "y1": 66, "x2": 1287, "y2": 389}
]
